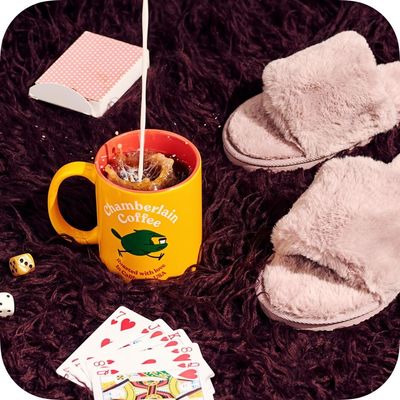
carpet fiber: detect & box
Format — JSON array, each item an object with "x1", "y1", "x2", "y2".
[{"x1": 0, "y1": 1, "x2": 399, "y2": 399}]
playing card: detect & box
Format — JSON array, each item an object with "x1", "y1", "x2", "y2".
[
  {"x1": 133, "y1": 331, "x2": 216, "y2": 397},
  {"x1": 103, "y1": 318, "x2": 174, "y2": 352},
  {"x1": 85, "y1": 326, "x2": 215, "y2": 395},
  {"x1": 81, "y1": 318, "x2": 174, "y2": 388},
  {"x1": 56, "y1": 306, "x2": 150, "y2": 386},
  {"x1": 91, "y1": 370, "x2": 210, "y2": 400},
  {"x1": 86, "y1": 341, "x2": 214, "y2": 382},
  {"x1": 134, "y1": 329, "x2": 193, "y2": 352},
  {"x1": 133, "y1": 333, "x2": 216, "y2": 398},
  {"x1": 114, "y1": 327, "x2": 191, "y2": 354},
  {"x1": 57, "y1": 308, "x2": 215, "y2": 398}
]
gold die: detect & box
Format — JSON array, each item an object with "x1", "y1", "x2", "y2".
[{"x1": 9, "y1": 253, "x2": 35, "y2": 276}]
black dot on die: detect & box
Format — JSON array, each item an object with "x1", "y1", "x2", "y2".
[
  {"x1": 29, "y1": 264, "x2": 33, "y2": 269},
  {"x1": 20, "y1": 258, "x2": 23, "y2": 262},
  {"x1": 24, "y1": 261, "x2": 28, "y2": 266},
  {"x1": 6, "y1": 295, "x2": 10, "y2": 298}
]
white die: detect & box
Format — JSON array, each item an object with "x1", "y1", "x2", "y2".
[{"x1": 0, "y1": 292, "x2": 14, "y2": 317}]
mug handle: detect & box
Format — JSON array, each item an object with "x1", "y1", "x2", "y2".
[{"x1": 48, "y1": 161, "x2": 98, "y2": 244}]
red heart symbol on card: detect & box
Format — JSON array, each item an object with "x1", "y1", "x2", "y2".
[
  {"x1": 173, "y1": 354, "x2": 191, "y2": 362},
  {"x1": 107, "y1": 360, "x2": 114, "y2": 365},
  {"x1": 141, "y1": 328, "x2": 149, "y2": 334},
  {"x1": 142, "y1": 359, "x2": 157, "y2": 364},
  {"x1": 178, "y1": 363, "x2": 187, "y2": 368},
  {"x1": 172, "y1": 349, "x2": 179, "y2": 353},
  {"x1": 111, "y1": 370, "x2": 119, "y2": 375},
  {"x1": 111, "y1": 319, "x2": 117, "y2": 325},
  {"x1": 179, "y1": 369, "x2": 197, "y2": 379},
  {"x1": 101, "y1": 338, "x2": 111, "y2": 347},
  {"x1": 161, "y1": 336, "x2": 168, "y2": 342},
  {"x1": 165, "y1": 341, "x2": 178, "y2": 348},
  {"x1": 120, "y1": 319, "x2": 135, "y2": 331},
  {"x1": 150, "y1": 331, "x2": 162, "y2": 338}
]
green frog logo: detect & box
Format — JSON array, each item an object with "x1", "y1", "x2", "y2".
[{"x1": 111, "y1": 229, "x2": 168, "y2": 260}]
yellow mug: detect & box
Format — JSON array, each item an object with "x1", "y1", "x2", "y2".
[{"x1": 48, "y1": 130, "x2": 202, "y2": 281}]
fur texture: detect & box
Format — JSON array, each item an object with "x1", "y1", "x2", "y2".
[
  {"x1": 226, "y1": 32, "x2": 400, "y2": 164},
  {"x1": 262, "y1": 31, "x2": 399, "y2": 158},
  {"x1": 226, "y1": 94, "x2": 303, "y2": 160},
  {"x1": 261, "y1": 254, "x2": 379, "y2": 323},
  {"x1": 0, "y1": 1, "x2": 400, "y2": 399},
  {"x1": 379, "y1": 62, "x2": 400, "y2": 118},
  {"x1": 264, "y1": 155, "x2": 400, "y2": 323}
]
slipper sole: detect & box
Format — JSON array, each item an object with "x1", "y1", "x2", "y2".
[{"x1": 223, "y1": 98, "x2": 373, "y2": 172}]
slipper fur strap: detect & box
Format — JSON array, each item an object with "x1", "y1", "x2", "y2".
[
  {"x1": 262, "y1": 31, "x2": 398, "y2": 158},
  {"x1": 271, "y1": 155, "x2": 400, "y2": 303}
]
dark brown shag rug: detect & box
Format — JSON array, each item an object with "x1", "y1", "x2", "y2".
[{"x1": 0, "y1": 0, "x2": 399, "y2": 399}]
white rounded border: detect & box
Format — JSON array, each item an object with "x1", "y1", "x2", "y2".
[{"x1": 0, "y1": 1, "x2": 399, "y2": 399}]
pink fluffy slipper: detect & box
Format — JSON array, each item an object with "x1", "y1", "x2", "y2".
[
  {"x1": 256, "y1": 154, "x2": 400, "y2": 330},
  {"x1": 223, "y1": 31, "x2": 400, "y2": 171}
]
